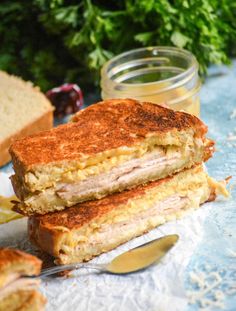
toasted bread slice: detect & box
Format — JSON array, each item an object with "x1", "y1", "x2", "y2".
[
  {"x1": 0, "y1": 248, "x2": 45, "y2": 310},
  {"x1": 28, "y1": 166, "x2": 228, "y2": 265},
  {"x1": 0, "y1": 71, "x2": 53, "y2": 167},
  {"x1": 0, "y1": 248, "x2": 41, "y2": 288},
  {"x1": 10, "y1": 99, "x2": 214, "y2": 215}
]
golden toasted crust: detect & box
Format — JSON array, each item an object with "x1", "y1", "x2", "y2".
[
  {"x1": 10, "y1": 98, "x2": 207, "y2": 172},
  {"x1": 0, "y1": 111, "x2": 53, "y2": 167},
  {"x1": 0, "y1": 248, "x2": 42, "y2": 276},
  {"x1": 203, "y1": 138, "x2": 215, "y2": 161}
]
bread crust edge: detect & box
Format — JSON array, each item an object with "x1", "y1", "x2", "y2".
[{"x1": 1, "y1": 110, "x2": 53, "y2": 167}]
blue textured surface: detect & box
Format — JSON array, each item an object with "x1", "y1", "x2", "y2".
[
  {"x1": 1, "y1": 63, "x2": 236, "y2": 310},
  {"x1": 185, "y1": 62, "x2": 236, "y2": 310}
]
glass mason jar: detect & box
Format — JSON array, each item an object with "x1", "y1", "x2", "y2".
[{"x1": 101, "y1": 46, "x2": 201, "y2": 116}]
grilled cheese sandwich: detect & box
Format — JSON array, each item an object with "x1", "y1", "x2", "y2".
[
  {"x1": 0, "y1": 248, "x2": 46, "y2": 311},
  {"x1": 10, "y1": 99, "x2": 214, "y2": 215},
  {"x1": 28, "y1": 165, "x2": 227, "y2": 265}
]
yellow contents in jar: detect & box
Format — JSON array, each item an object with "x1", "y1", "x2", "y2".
[
  {"x1": 105, "y1": 85, "x2": 200, "y2": 117},
  {"x1": 172, "y1": 95, "x2": 200, "y2": 117},
  {"x1": 140, "y1": 86, "x2": 200, "y2": 117},
  {"x1": 101, "y1": 47, "x2": 201, "y2": 117}
]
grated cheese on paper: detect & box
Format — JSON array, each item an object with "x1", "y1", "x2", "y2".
[{"x1": 187, "y1": 264, "x2": 236, "y2": 310}]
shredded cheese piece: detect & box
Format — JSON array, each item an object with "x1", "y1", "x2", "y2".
[{"x1": 187, "y1": 265, "x2": 236, "y2": 310}]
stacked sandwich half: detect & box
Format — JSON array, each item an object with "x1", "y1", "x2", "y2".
[
  {"x1": 0, "y1": 248, "x2": 46, "y2": 311},
  {"x1": 10, "y1": 99, "x2": 228, "y2": 265}
]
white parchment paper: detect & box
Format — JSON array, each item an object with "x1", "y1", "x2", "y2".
[{"x1": 0, "y1": 171, "x2": 212, "y2": 311}]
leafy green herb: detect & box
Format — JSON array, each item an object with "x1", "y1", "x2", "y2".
[{"x1": 0, "y1": 0, "x2": 235, "y2": 91}]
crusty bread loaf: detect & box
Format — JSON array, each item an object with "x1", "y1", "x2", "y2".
[{"x1": 0, "y1": 71, "x2": 53, "y2": 167}]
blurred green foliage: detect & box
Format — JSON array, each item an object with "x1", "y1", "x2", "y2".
[{"x1": 0, "y1": 0, "x2": 236, "y2": 91}]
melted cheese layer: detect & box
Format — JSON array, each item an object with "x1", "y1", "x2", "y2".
[{"x1": 23, "y1": 133, "x2": 197, "y2": 192}]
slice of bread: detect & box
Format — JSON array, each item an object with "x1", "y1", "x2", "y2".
[{"x1": 0, "y1": 71, "x2": 53, "y2": 167}]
